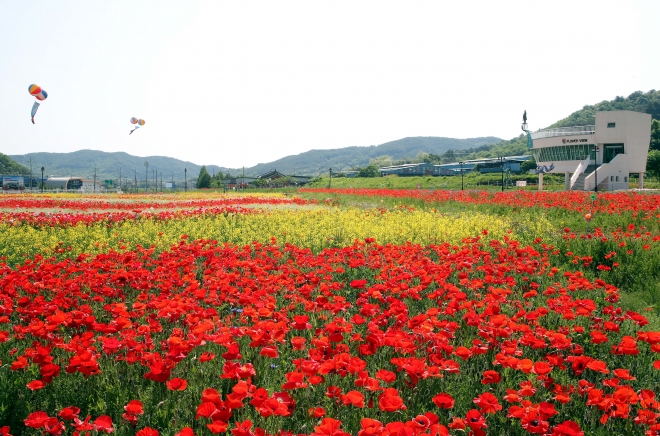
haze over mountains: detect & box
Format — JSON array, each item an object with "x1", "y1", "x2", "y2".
[{"x1": 9, "y1": 136, "x2": 502, "y2": 181}]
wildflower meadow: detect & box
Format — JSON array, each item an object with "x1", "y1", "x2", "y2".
[{"x1": 1, "y1": 190, "x2": 660, "y2": 436}]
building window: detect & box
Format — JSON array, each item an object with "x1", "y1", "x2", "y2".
[
  {"x1": 616, "y1": 176, "x2": 619, "y2": 182},
  {"x1": 607, "y1": 123, "x2": 616, "y2": 128},
  {"x1": 624, "y1": 177, "x2": 628, "y2": 182},
  {"x1": 610, "y1": 176, "x2": 614, "y2": 181}
]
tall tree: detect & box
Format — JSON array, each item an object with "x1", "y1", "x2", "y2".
[
  {"x1": 196, "y1": 166, "x2": 211, "y2": 189},
  {"x1": 647, "y1": 150, "x2": 660, "y2": 177},
  {"x1": 650, "y1": 119, "x2": 660, "y2": 151}
]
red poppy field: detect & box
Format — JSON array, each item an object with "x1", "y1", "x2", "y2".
[{"x1": 1, "y1": 191, "x2": 660, "y2": 436}]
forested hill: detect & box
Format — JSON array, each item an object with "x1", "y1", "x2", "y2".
[
  {"x1": 550, "y1": 90, "x2": 660, "y2": 128},
  {"x1": 9, "y1": 150, "x2": 231, "y2": 182},
  {"x1": 0, "y1": 153, "x2": 29, "y2": 175},
  {"x1": 246, "y1": 136, "x2": 502, "y2": 176},
  {"x1": 457, "y1": 90, "x2": 660, "y2": 161}
]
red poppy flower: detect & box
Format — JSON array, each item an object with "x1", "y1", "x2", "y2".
[
  {"x1": 432, "y1": 393, "x2": 455, "y2": 409},
  {"x1": 378, "y1": 388, "x2": 406, "y2": 412},
  {"x1": 207, "y1": 421, "x2": 228, "y2": 434},
  {"x1": 551, "y1": 420, "x2": 583, "y2": 436},
  {"x1": 473, "y1": 392, "x2": 501, "y2": 414},
  {"x1": 58, "y1": 407, "x2": 80, "y2": 421},
  {"x1": 200, "y1": 352, "x2": 215, "y2": 363},
  {"x1": 94, "y1": 415, "x2": 114, "y2": 434},
  {"x1": 521, "y1": 412, "x2": 549, "y2": 434},
  {"x1": 175, "y1": 428, "x2": 194, "y2": 436},
  {"x1": 481, "y1": 370, "x2": 501, "y2": 384},
  {"x1": 124, "y1": 400, "x2": 144, "y2": 415},
  {"x1": 166, "y1": 378, "x2": 188, "y2": 391},
  {"x1": 196, "y1": 402, "x2": 218, "y2": 420},
  {"x1": 24, "y1": 411, "x2": 50, "y2": 429},
  {"x1": 341, "y1": 390, "x2": 365, "y2": 408},
  {"x1": 586, "y1": 360, "x2": 609, "y2": 374},
  {"x1": 376, "y1": 369, "x2": 396, "y2": 383},
  {"x1": 26, "y1": 380, "x2": 46, "y2": 391},
  {"x1": 231, "y1": 420, "x2": 254, "y2": 436},
  {"x1": 308, "y1": 407, "x2": 326, "y2": 418},
  {"x1": 313, "y1": 418, "x2": 350, "y2": 436},
  {"x1": 358, "y1": 418, "x2": 384, "y2": 436},
  {"x1": 465, "y1": 409, "x2": 487, "y2": 430},
  {"x1": 136, "y1": 427, "x2": 159, "y2": 436}
]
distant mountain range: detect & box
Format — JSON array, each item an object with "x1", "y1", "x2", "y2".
[
  {"x1": 9, "y1": 136, "x2": 502, "y2": 180},
  {"x1": 6, "y1": 89, "x2": 659, "y2": 181},
  {"x1": 245, "y1": 136, "x2": 502, "y2": 176},
  {"x1": 8, "y1": 150, "x2": 232, "y2": 183}
]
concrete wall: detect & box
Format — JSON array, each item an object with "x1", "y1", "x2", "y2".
[{"x1": 594, "y1": 110, "x2": 651, "y2": 173}]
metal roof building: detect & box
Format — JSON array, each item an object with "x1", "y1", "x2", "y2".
[{"x1": 44, "y1": 177, "x2": 101, "y2": 191}]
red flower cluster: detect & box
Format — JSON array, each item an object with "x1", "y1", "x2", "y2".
[
  {"x1": 2, "y1": 235, "x2": 659, "y2": 434},
  {"x1": 301, "y1": 188, "x2": 660, "y2": 215}
]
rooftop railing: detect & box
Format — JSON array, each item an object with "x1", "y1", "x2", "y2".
[{"x1": 530, "y1": 125, "x2": 595, "y2": 140}]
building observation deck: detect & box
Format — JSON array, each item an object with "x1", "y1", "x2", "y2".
[{"x1": 530, "y1": 125, "x2": 595, "y2": 140}]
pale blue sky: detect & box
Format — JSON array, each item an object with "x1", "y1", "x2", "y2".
[{"x1": 1, "y1": 1, "x2": 659, "y2": 168}]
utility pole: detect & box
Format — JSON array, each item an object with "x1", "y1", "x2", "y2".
[
  {"x1": 593, "y1": 145, "x2": 600, "y2": 192},
  {"x1": 329, "y1": 168, "x2": 332, "y2": 188},
  {"x1": 29, "y1": 157, "x2": 33, "y2": 192},
  {"x1": 93, "y1": 166, "x2": 97, "y2": 193},
  {"x1": 41, "y1": 167, "x2": 44, "y2": 193},
  {"x1": 144, "y1": 162, "x2": 149, "y2": 193},
  {"x1": 184, "y1": 168, "x2": 187, "y2": 192},
  {"x1": 500, "y1": 157, "x2": 504, "y2": 192},
  {"x1": 459, "y1": 161, "x2": 464, "y2": 190}
]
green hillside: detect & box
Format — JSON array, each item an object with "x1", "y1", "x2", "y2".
[
  {"x1": 10, "y1": 150, "x2": 231, "y2": 184},
  {"x1": 448, "y1": 90, "x2": 660, "y2": 162},
  {"x1": 550, "y1": 90, "x2": 660, "y2": 128},
  {"x1": 0, "y1": 153, "x2": 29, "y2": 175},
  {"x1": 246, "y1": 136, "x2": 502, "y2": 176}
]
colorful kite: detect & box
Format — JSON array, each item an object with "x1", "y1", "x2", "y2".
[
  {"x1": 129, "y1": 118, "x2": 145, "y2": 135},
  {"x1": 28, "y1": 84, "x2": 48, "y2": 124}
]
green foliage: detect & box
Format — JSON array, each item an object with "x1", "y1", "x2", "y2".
[
  {"x1": 520, "y1": 157, "x2": 536, "y2": 173},
  {"x1": 549, "y1": 89, "x2": 660, "y2": 128},
  {"x1": 647, "y1": 150, "x2": 660, "y2": 177},
  {"x1": 368, "y1": 155, "x2": 394, "y2": 168},
  {"x1": 357, "y1": 165, "x2": 380, "y2": 178},
  {"x1": 651, "y1": 119, "x2": 660, "y2": 151},
  {"x1": 196, "y1": 166, "x2": 211, "y2": 188},
  {"x1": 0, "y1": 153, "x2": 29, "y2": 174}
]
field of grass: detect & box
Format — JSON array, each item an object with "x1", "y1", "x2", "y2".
[{"x1": 1, "y1": 191, "x2": 659, "y2": 436}]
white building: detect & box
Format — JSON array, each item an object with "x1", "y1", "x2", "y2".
[{"x1": 530, "y1": 110, "x2": 652, "y2": 191}]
